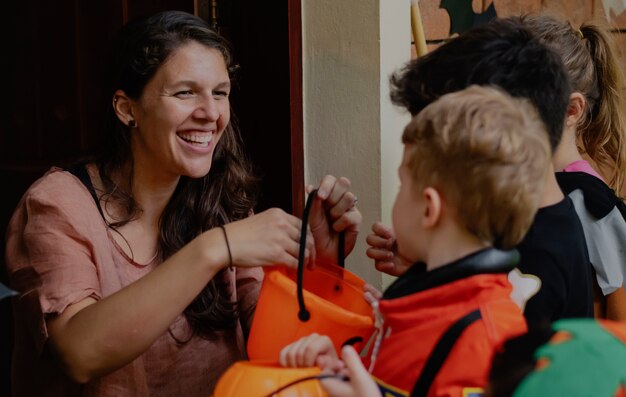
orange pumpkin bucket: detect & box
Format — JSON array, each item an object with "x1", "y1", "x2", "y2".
[
  {"x1": 213, "y1": 361, "x2": 329, "y2": 397},
  {"x1": 247, "y1": 190, "x2": 375, "y2": 360}
]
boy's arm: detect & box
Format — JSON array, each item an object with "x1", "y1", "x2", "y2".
[{"x1": 279, "y1": 333, "x2": 339, "y2": 368}]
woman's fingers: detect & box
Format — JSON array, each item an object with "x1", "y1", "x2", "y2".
[
  {"x1": 316, "y1": 175, "x2": 340, "y2": 200},
  {"x1": 331, "y1": 207, "x2": 362, "y2": 234},
  {"x1": 313, "y1": 176, "x2": 356, "y2": 223},
  {"x1": 226, "y1": 208, "x2": 315, "y2": 268}
]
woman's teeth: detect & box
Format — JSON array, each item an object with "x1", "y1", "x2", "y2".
[{"x1": 178, "y1": 133, "x2": 212, "y2": 147}]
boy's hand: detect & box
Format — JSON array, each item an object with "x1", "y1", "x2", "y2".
[
  {"x1": 307, "y1": 176, "x2": 361, "y2": 266},
  {"x1": 366, "y1": 222, "x2": 412, "y2": 276},
  {"x1": 320, "y1": 346, "x2": 382, "y2": 397},
  {"x1": 279, "y1": 333, "x2": 338, "y2": 368}
]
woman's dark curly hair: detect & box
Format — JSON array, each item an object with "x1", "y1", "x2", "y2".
[{"x1": 96, "y1": 10, "x2": 257, "y2": 339}]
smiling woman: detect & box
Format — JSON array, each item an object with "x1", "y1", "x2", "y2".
[
  {"x1": 4, "y1": 10, "x2": 362, "y2": 397},
  {"x1": 117, "y1": 41, "x2": 231, "y2": 180}
]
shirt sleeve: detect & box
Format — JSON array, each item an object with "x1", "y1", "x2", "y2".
[
  {"x1": 235, "y1": 266, "x2": 263, "y2": 335},
  {"x1": 6, "y1": 172, "x2": 102, "y2": 353},
  {"x1": 569, "y1": 190, "x2": 626, "y2": 295}
]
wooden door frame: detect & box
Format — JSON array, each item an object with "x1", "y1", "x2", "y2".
[{"x1": 288, "y1": 0, "x2": 304, "y2": 215}]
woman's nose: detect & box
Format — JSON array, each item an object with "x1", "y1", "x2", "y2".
[{"x1": 193, "y1": 96, "x2": 220, "y2": 121}]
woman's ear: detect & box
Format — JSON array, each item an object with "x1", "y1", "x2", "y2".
[
  {"x1": 422, "y1": 187, "x2": 442, "y2": 228},
  {"x1": 112, "y1": 90, "x2": 136, "y2": 127},
  {"x1": 565, "y1": 92, "x2": 586, "y2": 129}
]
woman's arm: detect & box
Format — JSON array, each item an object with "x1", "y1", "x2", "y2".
[
  {"x1": 47, "y1": 208, "x2": 311, "y2": 383},
  {"x1": 46, "y1": 228, "x2": 228, "y2": 383}
]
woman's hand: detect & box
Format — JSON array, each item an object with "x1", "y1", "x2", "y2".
[
  {"x1": 223, "y1": 208, "x2": 315, "y2": 268},
  {"x1": 366, "y1": 222, "x2": 411, "y2": 276},
  {"x1": 307, "y1": 175, "x2": 362, "y2": 265}
]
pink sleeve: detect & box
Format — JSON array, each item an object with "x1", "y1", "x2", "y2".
[
  {"x1": 235, "y1": 266, "x2": 263, "y2": 335},
  {"x1": 6, "y1": 171, "x2": 102, "y2": 353}
]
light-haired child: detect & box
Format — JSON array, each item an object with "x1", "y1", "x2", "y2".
[{"x1": 280, "y1": 85, "x2": 550, "y2": 397}]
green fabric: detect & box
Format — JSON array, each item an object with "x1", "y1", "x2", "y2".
[{"x1": 513, "y1": 319, "x2": 626, "y2": 397}]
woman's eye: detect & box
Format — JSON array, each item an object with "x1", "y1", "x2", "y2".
[
  {"x1": 214, "y1": 91, "x2": 229, "y2": 98},
  {"x1": 175, "y1": 90, "x2": 194, "y2": 98}
]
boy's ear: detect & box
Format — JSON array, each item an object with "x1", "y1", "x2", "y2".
[
  {"x1": 565, "y1": 92, "x2": 586, "y2": 128},
  {"x1": 112, "y1": 90, "x2": 136, "y2": 127},
  {"x1": 422, "y1": 187, "x2": 442, "y2": 228}
]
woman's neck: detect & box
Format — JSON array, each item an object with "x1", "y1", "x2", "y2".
[
  {"x1": 130, "y1": 165, "x2": 180, "y2": 222},
  {"x1": 90, "y1": 162, "x2": 177, "y2": 263}
]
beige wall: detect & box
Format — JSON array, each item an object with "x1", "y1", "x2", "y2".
[{"x1": 302, "y1": 0, "x2": 410, "y2": 288}]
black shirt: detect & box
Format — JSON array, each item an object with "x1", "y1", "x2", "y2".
[{"x1": 513, "y1": 196, "x2": 594, "y2": 325}]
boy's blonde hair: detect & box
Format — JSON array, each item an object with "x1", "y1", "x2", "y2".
[{"x1": 402, "y1": 85, "x2": 550, "y2": 249}]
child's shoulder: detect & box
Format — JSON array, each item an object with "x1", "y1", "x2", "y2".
[{"x1": 556, "y1": 171, "x2": 624, "y2": 220}]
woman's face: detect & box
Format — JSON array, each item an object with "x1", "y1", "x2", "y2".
[{"x1": 130, "y1": 40, "x2": 231, "y2": 181}]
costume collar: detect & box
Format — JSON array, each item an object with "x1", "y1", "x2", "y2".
[
  {"x1": 383, "y1": 248, "x2": 519, "y2": 300},
  {"x1": 556, "y1": 171, "x2": 626, "y2": 219}
]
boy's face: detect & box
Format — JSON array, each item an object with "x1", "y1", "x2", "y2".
[{"x1": 392, "y1": 145, "x2": 426, "y2": 263}]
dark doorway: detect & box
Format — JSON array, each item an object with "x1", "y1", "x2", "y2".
[{"x1": 0, "y1": 0, "x2": 303, "y2": 394}]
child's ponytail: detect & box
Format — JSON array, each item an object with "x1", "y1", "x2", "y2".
[{"x1": 579, "y1": 23, "x2": 626, "y2": 193}]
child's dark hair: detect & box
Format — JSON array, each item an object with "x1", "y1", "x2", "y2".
[{"x1": 390, "y1": 17, "x2": 571, "y2": 152}]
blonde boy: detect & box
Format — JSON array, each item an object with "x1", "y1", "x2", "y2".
[{"x1": 281, "y1": 86, "x2": 550, "y2": 397}]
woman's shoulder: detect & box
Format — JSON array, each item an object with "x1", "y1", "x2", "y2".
[
  {"x1": 12, "y1": 166, "x2": 100, "y2": 226},
  {"x1": 23, "y1": 166, "x2": 92, "y2": 203}
]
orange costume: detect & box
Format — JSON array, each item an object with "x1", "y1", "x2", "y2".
[{"x1": 369, "y1": 248, "x2": 527, "y2": 397}]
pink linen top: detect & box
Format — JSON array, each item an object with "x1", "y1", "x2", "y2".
[
  {"x1": 563, "y1": 159, "x2": 606, "y2": 182},
  {"x1": 5, "y1": 168, "x2": 263, "y2": 397}
]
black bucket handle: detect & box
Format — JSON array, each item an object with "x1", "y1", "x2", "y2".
[{"x1": 297, "y1": 189, "x2": 346, "y2": 322}]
